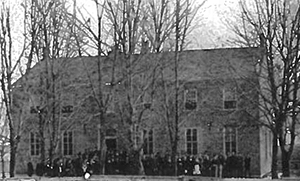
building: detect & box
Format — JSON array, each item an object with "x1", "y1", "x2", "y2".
[{"x1": 12, "y1": 47, "x2": 272, "y2": 176}]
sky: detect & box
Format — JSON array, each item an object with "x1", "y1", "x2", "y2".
[
  {"x1": 5, "y1": 0, "x2": 240, "y2": 58},
  {"x1": 188, "y1": 0, "x2": 240, "y2": 49},
  {"x1": 75, "y1": 0, "x2": 240, "y2": 49}
]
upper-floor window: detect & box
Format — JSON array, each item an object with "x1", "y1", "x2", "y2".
[
  {"x1": 223, "y1": 88, "x2": 237, "y2": 110},
  {"x1": 63, "y1": 131, "x2": 73, "y2": 155},
  {"x1": 62, "y1": 105, "x2": 74, "y2": 113},
  {"x1": 186, "y1": 128, "x2": 198, "y2": 155},
  {"x1": 106, "y1": 128, "x2": 117, "y2": 152},
  {"x1": 61, "y1": 94, "x2": 74, "y2": 114},
  {"x1": 185, "y1": 89, "x2": 197, "y2": 110},
  {"x1": 30, "y1": 132, "x2": 40, "y2": 156}
]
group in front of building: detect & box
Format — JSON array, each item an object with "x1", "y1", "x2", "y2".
[{"x1": 28, "y1": 149, "x2": 251, "y2": 178}]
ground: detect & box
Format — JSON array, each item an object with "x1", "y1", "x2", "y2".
[{"x1": 3, "y1": 175, "x2": 300, "y2": 181}]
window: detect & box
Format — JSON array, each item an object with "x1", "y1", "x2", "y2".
[
  {"x1": 30, "y1": 132, "x2": 40, "y2": 156},
  {"x1": 105, "y1": 128, "x2": 117, "y2": 152},
  {"x1": 223, "y1": 88, "x2": 237, "y2": 109},
  {"x1": 62, "y1": 105, "x2": 73, "y2": 113},
  {"x1": 133, "y1": 124, "x2": 141, "y2": 148},
  {"x1": 106, "y1": 138, "x2": 117, "y2": 152},
  {"x1": 285, "y1": 119, "x2": 292, "y2": 145},
  {"x1": 185, "y1": 89, "x2": 197, "y2": 110},
  {"x1": 61, "y1": 94, "x2": 74, "y2": 114},
  {"x1": 63, "y1": 131, "x2": 73, "y2": 155},
  {"x1": 30, "y1": 106, "x2": 38, "y2": 114},
  {"x1": 143, "y1": 129, "x2": 154, "y2": 155},
  {"x1": 186, "y1": 128, "x2": 197, "y2": 155},
  {"x1": 224, "y1": 127, "x2": 237, "y2": 154}
]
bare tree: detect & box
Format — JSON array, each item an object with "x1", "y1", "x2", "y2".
[
  {"x1": 70, "y1": 0, "x2": 205, "y2": 175},
  {"x1": 227, "y1": 0, "x2": 300, "y2": 178},
  {"x1": 67, "y1": 0, "x2": 114, "y2": 174},
  {"x1": 22, "y1": 0, "x2": 84, "y2": 166},
  {"x1": 0, "y1": 100, "x2": 9, "y2": 179},
  {"x1": 105, "y1": 0, "x2": 153, "y2": 174},
  {"x1": 104, "y1": 0, "x2": 205, "y2": 175},
  {"x1": 152, "y1": 0, "x2": 205, "y2": 175},
  {"x1": 0, "y1": 1, "x2": 28, "y2": 177}
]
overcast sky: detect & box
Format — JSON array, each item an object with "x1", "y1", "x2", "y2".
[
  {"x1": 75, "y1": 0, "x2": 240, "y2": 49},
  {"x1": 7, "y1": 0, "x2": 240, "y2": 57},
  {"x1": 188, "y1": 0, "x2": 240, "y2": 49}
]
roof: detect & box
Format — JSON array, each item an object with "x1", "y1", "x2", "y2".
[{"x1": 13, "y1": 47, "x2": 260, "y2": 88}]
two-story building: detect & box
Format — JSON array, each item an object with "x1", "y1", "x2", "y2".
[{"x1": 12, "y1": 47, "x2": 272, "y2": 176}]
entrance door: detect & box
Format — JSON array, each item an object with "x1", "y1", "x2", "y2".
[{"x1": 105, "y1": 138, "x2": 116, "y2": 152}]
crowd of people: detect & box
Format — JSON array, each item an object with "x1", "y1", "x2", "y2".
[
  {"x1": 142, "y1": 151, "x2": 251, "y2": 178},
  {"x1": 28, "y1": 149, "x2": 251, "y2": 178}
]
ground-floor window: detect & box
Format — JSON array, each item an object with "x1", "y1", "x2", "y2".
[
  {"x1": 224, "y1": 126, "x2": 237, "y2": 154},
  {"x1": 186, "y1": 128, "x2": 198, "y2": 155},
  {"x1": 30, "y1": 132, "x2": 40, "y2": 156},
  {"x1": 63, "y1": 131, "x2": 73, "y2": 155},
  {"x1": 143, "y1": 129, "x2": 154, "y2": 155},
  {"x1": 133, "y1": 124, "x2": 140, "y2": 148}
]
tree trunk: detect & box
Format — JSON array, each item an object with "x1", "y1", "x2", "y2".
[
  {"x1": 40, "y1": 136, "x2": 45, "y2": 165},
  {"x1": 171, "y1": 139, "x2": 178, "y2": 176},
  {"x1": 49, "y1": 77, "x2": 56, "y2": 165},
  {"x1": 173, "y1": 0, "x2": 180, "y2": 176},
  {"x1": 99, "y1": 129, "x2": 106, "y2": 175},
  {"x1": 138, "y1": 148, "x2": 145, "y2": 175},
  {"x1": 9, "y1": 135, "x2": 15, "y2": 177},
  {"x1": 130, "y1": 149, "x2": 144, "y2": 175},
  {"x1": 271, "y1": 134, "x2": 278, "y2": 179},
  {"x1": 281, "y1": 149, "x2": 290, "y2": 177},
  {"x1": 2, "y1": 148, "x2": 5, "y2": 178},
  {"x1": 39, "y1": 113, "x2": 45, "y2": 164}
]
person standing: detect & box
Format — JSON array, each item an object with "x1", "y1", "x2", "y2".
[
  {"x1": 193, "y1": 157, "x2": 201, "y2": 176},
  {"x1": 211, "y1": 154, "x2": 219, "y2": 178},
  {"x1": 244, "y1": 154, "x2": 251, "y2": 178},
  {"x1": 202, "y1": 152, "x2": 210, "y2": 176},
  {"x1": 231, "y1": 151, "x2": 238, "y2": 178},
  {"x1": 218, "y1": 154, "x2": 225, "y2": 178},
  {"x1": 27, "y1": 162, "x2": 34, "y2": 177}
]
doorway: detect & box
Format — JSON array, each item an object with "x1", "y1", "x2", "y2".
[{"x1": 105, "y1": 138, "x2": 117, "y2": 152}]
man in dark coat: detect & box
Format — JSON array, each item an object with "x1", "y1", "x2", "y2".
[
  {"x1": 27, "y1": 162, "x2": 34, "y2": 177},
  {"x1": 244, "y1": 154, "x2": 251, "y2": 178}
]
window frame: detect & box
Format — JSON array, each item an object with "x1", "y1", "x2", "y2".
[
  {"x1": 184, "y1": 89, "x2": 198, "y2": 110},
  {"x1": 223, "y1": 126, "x2": 238, "y2": 155},
  {"x1": 30, "y1": 132, "x2": 40, "y2": 156},
  {"x1": 62, "y1": 130, "x2": 74, "y2": 156},
  {"x1": 143, "y1": 129, "x2": 154, "y2": 155},
  {"x1": 223, "y1": 87, "x2": 237, "y2": 110},
  {"x1": 133, "y1": 124, "x2": 140, "y2": 148},
  {"x1": 186, "y1": 128, "x2": 198, "y2": 155}
]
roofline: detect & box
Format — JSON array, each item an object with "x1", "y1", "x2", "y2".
[
  {"x1": 13, "y1": 46, "x2": 258, "y2": 86},
  {"x1": 183, "y1": 46, "x2": 259, "y2": 52}
]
